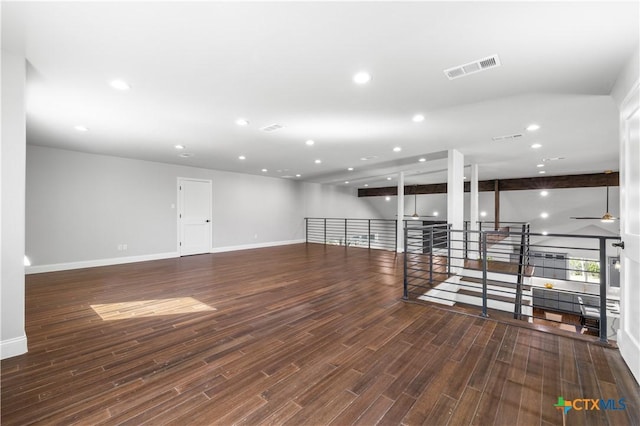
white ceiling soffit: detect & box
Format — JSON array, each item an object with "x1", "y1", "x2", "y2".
[{"x1": 444, "y1": 55, "x2": 501, "y2": 80}]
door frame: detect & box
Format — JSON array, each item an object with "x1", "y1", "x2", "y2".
[
  {"x1": 177, "y1": 177, "x2": 213, "y2": 256},
  {"x1": 618, "y1": 80, "x2": 640, "y2": 383}
]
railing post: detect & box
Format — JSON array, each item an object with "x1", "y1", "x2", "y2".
[
  {"x1": 598, "y1": 237, "x2": 608, "y2": 344},
  {"x1": 447, "y1": 225, "x2": 452, "y2": 276},
  {"x1": 429, "y1": 227, "x2": 434, "y2": 284},
  {"x1": 403, "y1": 225, "x2": 409, "y2": 299},
  {"x1": 344, "y1": 218, "x2": 348, "y2": 247},
  {"x1": 514, "y1": 225, "x2": 527, "y2": 320},
  {"x1": 481, "y1": 232, "x2": 489, "y2": 317},
  {"x1": 324, "y1": 218, "x2": 327, "y2": 245},
  {"x1": 395, "y1": 220, "x2": 398, "y2": 252},
  {"x1": 368, "y1": 219, "x2": 371, "y2": 250},
  {"x1": 464, "y1": 221, "x2": 468, "y2": 260}
]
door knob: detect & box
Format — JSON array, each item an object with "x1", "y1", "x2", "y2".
[
  {"x1": 206, "y1": 219, "x2": 211, "y2": 223},
  {"x1": 612, "y1": 241, "x2": 624, "y2": 249}
]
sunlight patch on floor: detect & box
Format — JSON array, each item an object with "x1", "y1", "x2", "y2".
[{"x1": 91, "y1": 297, "x2": 215, "y2": 320}]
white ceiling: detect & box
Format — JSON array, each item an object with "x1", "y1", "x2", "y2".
[{"x1": 3, "y1": 1, "x2": 638, "y2": 188}]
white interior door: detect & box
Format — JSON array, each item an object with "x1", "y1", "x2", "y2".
[
  {"x1": 178, "y1": 178, "x2": 212, "y2": 256},
  {"x1": 618, "y1": 82, "x2": 640, "y2": 383}
]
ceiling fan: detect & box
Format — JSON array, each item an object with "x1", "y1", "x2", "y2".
[{"x1": 570, "y1": 186, "x2": 618, "y2": 223}]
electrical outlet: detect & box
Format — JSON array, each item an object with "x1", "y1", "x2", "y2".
[
  {"x1": 117, "y1": 244, "x2": 123, "y2": 251},
  {"x1": 123, "y1": 244, "x2": 128, "y2": 251}
]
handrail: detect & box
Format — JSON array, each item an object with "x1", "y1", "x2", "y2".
[{"x1": 305, "y1": 217, "x2": 397, "y2": 221}]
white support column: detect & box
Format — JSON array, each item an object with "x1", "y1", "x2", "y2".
[
  {"x1": 447, "y1": 150, "x2": 464, "y2": 271},
  {"x1": 397, "y1": 171, "x2": 404, "y2": 252},
  {"x1": 1, "y1": 51, "x2": 28, "y2": 359},
  {"x1": 469, "y1": 163, "x2": 480, "y2": 260}
]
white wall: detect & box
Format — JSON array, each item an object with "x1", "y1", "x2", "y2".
[
  {"x1": 25, "y1": 145, "x2": 392, "y2": 271},
  {"x1": 1, "y1": 50, "x2": 28, "y2": 359},
  {"x1": 301, "y1": 182, "x2": 387, "y2": 219},
  {"x1": 26, "y1": 145, "x2": 306, "y2": 269},
  {"x1": 359, "y1": 186, "x2": 619, "y2": 237},
  {"x1": 482, "y1": 186, "x2": 621, "y2": 236}
]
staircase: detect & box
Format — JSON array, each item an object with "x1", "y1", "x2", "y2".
[
  {"x1": 415, "y1": 226, "x2": 533, "y2": 321},
  {"x1": 417, "y1": 263, "x2": 534, "y2": 321}
]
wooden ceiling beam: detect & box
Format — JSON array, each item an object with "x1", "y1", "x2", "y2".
[{"x1": 357, "y1": 171, "x2": 619, "y2": 197}]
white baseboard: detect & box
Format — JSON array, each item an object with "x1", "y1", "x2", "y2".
[
  {"x1": 25, "y1": 241, "x2": 306, "y2": 274},
  {"x1": 210, "y1": 239, "x2": 305, "y2": 254},
  {"x1": 25, "y1": 252, "x2": 180, "y2": 274},
  {"x1": 618, "y1": 328, "x2": 640, "y2": 385},
  {"x1": 1, "y1": 334, "x2": 28, "y2": 360}
]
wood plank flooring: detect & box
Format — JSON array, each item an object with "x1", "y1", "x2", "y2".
[{"x1": 2, "y1": 243, "x2": 638, "y2": 425}]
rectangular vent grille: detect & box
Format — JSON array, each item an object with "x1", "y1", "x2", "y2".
[
  {"x1": 444, "y1": 54, "x2": 501, "y2": 80},
  {"x1": 260, "y1": 123, "x2": 283, "y2": 132},
  {"x1": 492, "y1": 133, "x2": 523, "y2": 142}
]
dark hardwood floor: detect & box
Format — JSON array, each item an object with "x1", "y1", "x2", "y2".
[{"x1": 2, "y1": 243, "x2": 638, "y2": 425}]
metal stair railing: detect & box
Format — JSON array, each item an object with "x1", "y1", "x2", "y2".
[{"x1": 403, "y1": 222, "x2": 621, "y2": 345}]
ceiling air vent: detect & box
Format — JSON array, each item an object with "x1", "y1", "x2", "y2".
[
  {"x1": 444, "y1": 54, "x2": 501, "y2": 80},
  {"x1": 260, "y1": 123, "x2": 283, "y2": 132},
  {"x1": 492, "y1": 133, "x2": 523, "y2": 142}
]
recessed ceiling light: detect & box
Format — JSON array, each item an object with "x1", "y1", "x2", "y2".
[
  {"x1": 537, "y1": 164, "x2": 544, "y2": 168},
  {"x1": 174, "y1": 144, "x2": 185, "y2": 150},
  {"x1": 261, "y1": 168, "x2": 268, "y2": 172},
  {"x1": 314, "y1": 159, "x2": 322, "y2": 164},
  {"x1": 238, "y1": 155, "x2": 246, "y2": 160},
  {"x1": 364, "y1": 184, "x2": 369, "y2": 187},
  {"x1": 347, "y1": 167, "x2": 354, "y2": 171},
  {"x1": 353, "y1": 71, "x2": 371, "y2": 84},
  {"x1": 541, "y1": 212, "x2": 549, "y2": 218},
  {"x1": 526, "y1": 124, "x2": 540, "y2": 132},
  {"x1": 433, "y1": 211, "x2": 439, "y2": 216},
  {"x1": 386, "y1": 177, "x2": 392, "y2": 181},
  {"x1": 542, "y1": 231, "x2": 548, "y2": 236},
  {"x1": 74, "y1": 125, "x2": 89, "y2": 132},
  {"x1": 385, "y1": 196, "x2": 391, "y2": 201},
  {"x1": 393, "y1": 147, "x2": 402, "y2": 152},
  {"x1": 463, "y1": 176, "x2": 467, "y2": 180},
  {"x1": 110, "y1": 79, "x2": 130, "y2": 91},
  {"x1": 344, "y1": 181, "x2": 349, "y2": 184},
  {"x1": 539, "y1": 170, "x2": 546, "y2": 174},
  {"x1": 236, "y1": 118, "x2": 249, "y2": 126},
  {"x1": 540, "y1": 190, "x2": 549, "y2": 196},
  {"x1": 295, "y1": 174, "x2": 301, "y2": 177},
  {"x1": 305, "y1": 139, "x2": 315, "y2": 146},
  {"x1": 178, "y1": 153, "x2": 193, "y2": 158},
  {"x1": 360, "y1": 156, "x2": 378, "y2": 161},
  {"x1": 412, "y1": 114, "x2": 425, "y2": 123},
  {"x1": 418, "y1": 158, "x2": 426, "y2": 162},
  {"x1": 480, "y1": 211, "x2": 487, "y2": 217},
  {"x1": 531, "y1": 143, "x2": 542, "y2": 149}
]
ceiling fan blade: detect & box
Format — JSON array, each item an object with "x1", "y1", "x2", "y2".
[{"x1": 570, "y1": 217, "x2": 602, "y2": 219}]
